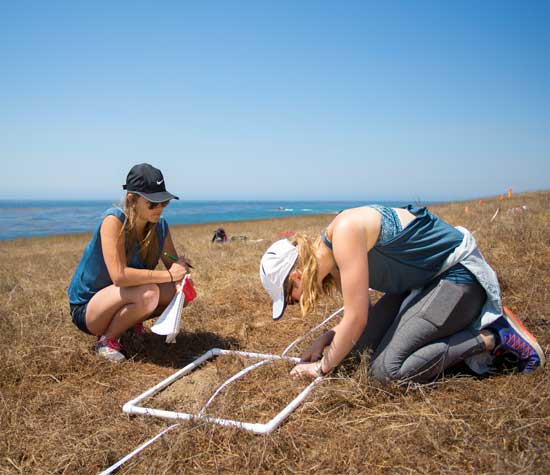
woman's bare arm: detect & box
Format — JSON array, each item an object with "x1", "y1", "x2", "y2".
[
  {"x1": 319, "y1": 216, "x2": 371, "y2": 373},
  {"x1": 100, "y1": 216, "x2": 186, "y2": 286}
]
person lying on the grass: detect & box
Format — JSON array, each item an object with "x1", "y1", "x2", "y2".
[
  {"x1": 68, "y1": 163, "x2": 192, "y2": 362},
  {"x1": 260, "y1": 204, "x2": 545, "y2": 382}
]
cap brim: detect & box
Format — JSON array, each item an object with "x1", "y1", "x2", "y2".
[
  {"x1": 131, "y1": 191, "x2": 179, "y2": 202},
  {"x1": 272, "y1": 289, "x2": 286, "y2": 321}
]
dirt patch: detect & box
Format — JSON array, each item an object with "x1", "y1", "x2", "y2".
[{"x1": 152, "y1": 363, "x2": 222, "y2": 413}]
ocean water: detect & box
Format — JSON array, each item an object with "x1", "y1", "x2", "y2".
[{"x1": 0, "y1": 199, "x2": 409, "y2": 241}]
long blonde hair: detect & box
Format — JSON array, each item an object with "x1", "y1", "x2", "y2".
[
  {"x1": 289, "y1": 233, "x2": 336, "y2": 317},
  {"x1": 120, "y1": 193, "x2": 159, "y2": 269}
]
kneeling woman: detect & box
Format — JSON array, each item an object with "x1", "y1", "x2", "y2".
[
  {"x1": 260, "y1": 205, "x2": 545, "y2": 382},
  {"x1": 68, "y1": 163, "x2": 190, "y2": 362}
]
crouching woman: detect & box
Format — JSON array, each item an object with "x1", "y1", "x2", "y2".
[
  {"x1": 68, "y1": 163, "x2": 190, "y2": 362},
  {"x1": 259, "y1": 204, "x2": 545, "y2": 382}
]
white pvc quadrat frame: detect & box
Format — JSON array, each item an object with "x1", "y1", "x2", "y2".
[{"x1": 123, "y1": 348, "x2": 323, "y2": 435}]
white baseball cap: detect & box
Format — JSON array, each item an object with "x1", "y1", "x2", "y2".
[{"x1": 259, "y1": 239, "x2": 299, "y2": 320}]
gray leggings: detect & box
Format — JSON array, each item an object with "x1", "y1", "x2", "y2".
[{"x1": 354, "y1": 278, "x2": 487, "y2": 384}]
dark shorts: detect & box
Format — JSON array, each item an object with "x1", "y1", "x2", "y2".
[{"x1": 69, "y1": 302, "x2": 93, "y2": 335}]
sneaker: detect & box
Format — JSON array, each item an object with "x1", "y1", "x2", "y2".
[
  {"x1": 492, "y1": 307, "x2": 545, "y2": 373},
  {"x1": 95, "y1": 337, "x2": 126, "y2": 363},
  {"x1": 133, "y1": 322, "x2": 145, "y2": 336},
  {"x1": 122, "y1": 322, "x2": 146, "y2": 339}
]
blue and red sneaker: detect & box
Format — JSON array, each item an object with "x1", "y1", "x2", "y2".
[{"x1": 492, "y1": 307, "x2": 545, "y2": 373}]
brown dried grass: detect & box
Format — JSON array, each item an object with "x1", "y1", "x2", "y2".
[{"x1": 1, "y1": 192, "x2": 549, "y2": 474}]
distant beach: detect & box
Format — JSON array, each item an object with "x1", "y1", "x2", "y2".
[{"x1": 0, "y1": 199, "x2": 411, "y2": 241}]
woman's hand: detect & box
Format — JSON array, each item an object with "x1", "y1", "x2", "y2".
[
  {"x1": 169, "y1": 262, "x2": 187, "y2": 282},
  {"x1": 179, "y1": 256, "x2": 193, "y2": 270},
  {"x1": 290, "y1": 361, "x2": 323, "y2": 379},
  {"x1": 300, "y1": 330, "x2": 335, "y2": 363}
]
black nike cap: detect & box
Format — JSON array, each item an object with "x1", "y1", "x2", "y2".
[{"x1": 122, "y1": 163, "x2": 179, "y2": 202}]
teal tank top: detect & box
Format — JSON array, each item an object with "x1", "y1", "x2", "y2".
[
  {"x1": 321, "y1": 205, "x2": 475, "y2": 294},
  {"x1": 68, "y1": 208, "x2": 169, "y2": 304}
]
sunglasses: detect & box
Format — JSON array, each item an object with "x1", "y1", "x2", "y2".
[{"x1": 146, "y1": 199, "x2": 170, "y2": 209}]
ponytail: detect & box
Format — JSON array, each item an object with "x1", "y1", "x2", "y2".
[{"x1": 289, "y1": 234, "x2": 336, "y2": 316}]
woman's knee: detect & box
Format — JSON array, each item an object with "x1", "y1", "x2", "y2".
[
  {"x1": 135, "y1": 284, "x2": 160, "y2": 313},
  {"x1": 370, "y1": 343, "x2": 449, "y2": 384},
  {"x1": 369, "y1": 354, "x2": 401, "y2": 384}
]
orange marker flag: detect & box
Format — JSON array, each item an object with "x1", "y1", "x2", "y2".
[
  {"x1": 508, "y1": 187, "x2": 513, "y2": 199},
  {"x1": 479, "y1": 199, "x2": 483, "y2": 206}
]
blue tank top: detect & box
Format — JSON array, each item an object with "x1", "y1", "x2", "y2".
[
  {"x1": 68, "y1": 208, "x2": 169, "y2": 304},
  {"x1": 322, "y1": 205, "x2": 475, "y2": 294}
]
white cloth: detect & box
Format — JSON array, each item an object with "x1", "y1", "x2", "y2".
[
  {"x1": 438, "y1": 226, "x2": 502, "y2": 330},
  {"x1": 151, "y1": 278, "x2": 187, "y2": 343},
  {"x1": 441, "y1": 227, "x2": 502, "y2": 373}
]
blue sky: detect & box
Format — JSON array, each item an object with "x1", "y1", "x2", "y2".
[{"x1": 1, "y1": 1, "x2": 549, "y2": 201}]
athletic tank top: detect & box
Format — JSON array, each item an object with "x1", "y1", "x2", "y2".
[
  {"x1": 321, "y1": 205, "x2": 476, "y2": 294},
  {"x1": 68, "y1": 207, "x2": 169, "y2": 304}
]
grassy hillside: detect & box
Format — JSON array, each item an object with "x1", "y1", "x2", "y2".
[{"x1": 1, "y1": 191, "x2": 549, "y2": 474}]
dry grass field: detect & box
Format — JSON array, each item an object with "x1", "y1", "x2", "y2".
[{"x1": 1, "y1": 191, "x2": 549, "y2": 474}]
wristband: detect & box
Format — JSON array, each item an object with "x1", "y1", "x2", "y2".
[{"x1": 167, "y1": 269, "x2": 174, "y2": 283}]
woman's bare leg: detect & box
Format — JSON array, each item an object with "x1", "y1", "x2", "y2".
[
  {"x1": 85, "y1": 284, "x2": 162, "y2": 338},
  {"x1": 148, "y1": 282, "x2": 178, "y2": 318}
]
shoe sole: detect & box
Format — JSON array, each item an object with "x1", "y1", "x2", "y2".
[
  {"x1": 94, "y1": 339, "x2": 126, "y2": 363},
  {"x1": 96, "y1": 350, "x2": 126, "y2": 363},
  {"x1": 502, "y1": 306, "x2": 546, "y2": 370}
]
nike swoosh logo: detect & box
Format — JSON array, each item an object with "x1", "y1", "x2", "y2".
[{"x1": 156, "y1": 179, "x2": 164, "y2": 185}]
